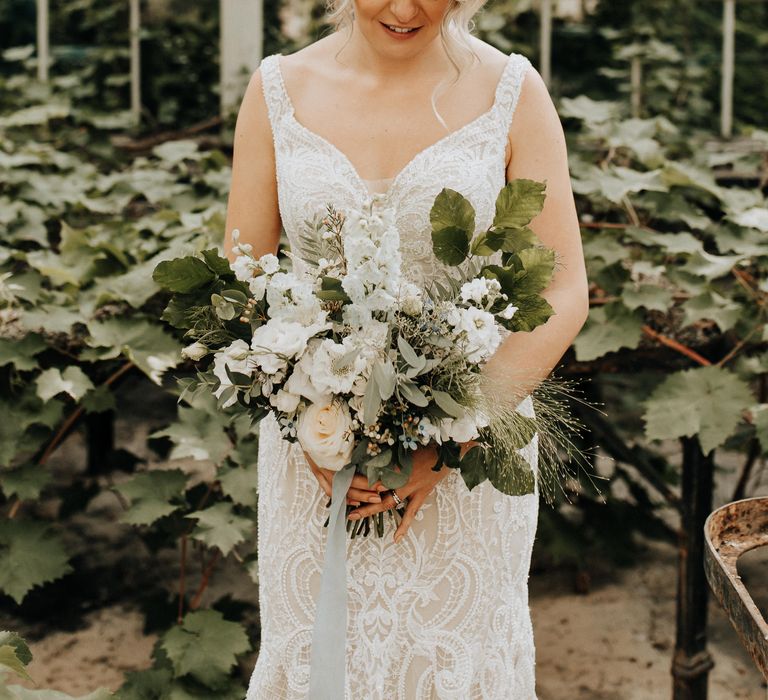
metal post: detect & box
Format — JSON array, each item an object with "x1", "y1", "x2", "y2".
[
  {"x1": 36, "y1": 0, "x2": 49, "y2": 82},
  {"x1": 539, "y1": 0, "x2": 552, "y2": 87},
  {"x1": 220, "y1": 0, "x2": 264, "y2": 118},
  {"x1": 129, "y1": 0, "x2": 141, "y2": 126},
  {"x1": 630, "y1": 56, "x2": 642, "y2": 118},
  {"x1": 721, "y1": 0, "x2": 735, "y2": 138},
  {"x1": 671, "y1": 436, "x2": 715, "y2": 700}
]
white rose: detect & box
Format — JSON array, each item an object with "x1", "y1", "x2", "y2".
[{"x1": 297, "y1": 400, "x2": 355, "y2": 471}]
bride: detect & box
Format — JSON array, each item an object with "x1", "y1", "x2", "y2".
[{"x1": 226, "y1": 0, "x2": 588, "y2": 697}]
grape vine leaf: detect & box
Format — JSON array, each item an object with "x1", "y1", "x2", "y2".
[
  {"x1": 161, "y1": 610, "x2": 251, "y2": 688},
  {"x1": 0, "y1": 335, "x2": 46, "y2": 371},
  {"x1": 113, "y1": 469, "x2": 188, "y2": 526},
  {"x1": 621, "y1": 283, "x2": 673, "y2": 313},
  {"x1": 184, "y1": 502, "x2": 253, "y2": 555},
  {"x1": 0, "y1": 521, "x2": 73, "y2": 604},
  {"x1": 151, "y1": 403, "x2": 233, "y2": 464},
  {"x1": 642, "y1": 366, "x2": 753, "y2": 454},
  {"x1": 573, "y1": 303, "x2": 643, "y2": 362},
  {"x1": 681, "y1": 291, "x2": 741, "y2": 331},
  {"x1": 0, "y1": 463, "x2": 51, "y2": 500},
  {"x1": 35, "y1": 367, "x2": 95, "y2": 403},
  {"x1": 218, "y1": 464, "x2": 258, "y2": 508}
]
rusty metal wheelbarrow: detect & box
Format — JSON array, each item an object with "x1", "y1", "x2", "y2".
[{"x1": 704, "y1": 496, "x2": 768, "y2": 680}]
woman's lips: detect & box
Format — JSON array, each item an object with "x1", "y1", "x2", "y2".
[{"x1": 380, "y1": 22, "x2": 422, "y2": 39}]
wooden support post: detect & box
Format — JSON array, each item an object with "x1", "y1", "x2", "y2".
[
  {"x1": 539, "y1": 0, "x2": 552, "y2": 87},
  {"x1": 630, "y1": 56, "x2": 642, "y2": 119},
  {"x1": 36, "y1": 0, "x2": 49, "y2": 82},
  {"x1": 220, "y1": 0, "x2": 264, "y2": 118},
  {"x1": 129, "y1": 0, "x2": 141, "y2": 127},
  {"x1": 721, "y1": 0, "x2": 735, "y2": 138},
  {"x1": 672, "y1": 436, "x2": 715, "y2": 700}
]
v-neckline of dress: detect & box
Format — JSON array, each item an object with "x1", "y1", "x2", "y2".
[{"x1": 272, "y1": 53, "x2": 514, "y2": 200}]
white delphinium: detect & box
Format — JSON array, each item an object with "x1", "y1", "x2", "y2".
[
  {"x1": 340, "y1": 202, "x2": 402, "y2": 314},
  {"x1": 212, "y1": 339, "x2": 255, "y2": 408}
]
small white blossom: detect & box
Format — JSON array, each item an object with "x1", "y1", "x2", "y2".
[{"x1": 181, "y1": 341, "x2": 209, "y2": 361}]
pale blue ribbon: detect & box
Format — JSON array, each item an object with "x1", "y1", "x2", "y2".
[{"x1": 308, "y1": 461, "x2": 355, "y2": 699}]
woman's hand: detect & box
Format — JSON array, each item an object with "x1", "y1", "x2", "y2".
[
  {"x1": 303, "y1": 450, "x2": 387, "y2": 507},
  {"x1": 346, "y1": 442, "x2": 463, "y2": 544}
]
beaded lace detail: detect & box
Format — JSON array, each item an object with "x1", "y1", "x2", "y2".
[{"x1": 246, "y1": 50, "x2": 539, "y2": 700}]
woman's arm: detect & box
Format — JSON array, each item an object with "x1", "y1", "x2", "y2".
[
  {"x1": 223, "y1": 67, "x2": 283, "y2": 263},
  {"x1": 226, "y1": 66, "x2": 383, "y2": 506},
  {"x1": 482, "y1": 65, "x2": 589, "y2": 400}
]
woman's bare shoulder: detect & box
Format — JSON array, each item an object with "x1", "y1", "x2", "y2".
[{"x1": 279, "y1": 34, "x2": 341, "y2": 78}]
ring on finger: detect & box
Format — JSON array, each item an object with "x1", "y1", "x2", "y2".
[{"x1": 384, "y1": 489, "x2": 406, "y2": 510}]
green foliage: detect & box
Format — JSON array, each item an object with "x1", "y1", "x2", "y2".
[
  {"x1": 0, "y1": 631, "x2": 33, "y2": 682},
  {"x1": 643, "y1": 366, "x2": 754, "y2": 454},
  {"x1": 160, "y1": 610, "x2": 251, "y2": 689},
  {"x1": 0, "y1": 521, "x2": 73, "y2": 604}
]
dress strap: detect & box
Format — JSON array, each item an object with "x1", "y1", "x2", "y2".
[
  {"x1": 259, "y1": 53, "x2": 291, "y2": 131},
  {"x1": 496, "y1": 52, "x2": 532, "y2": 131}
]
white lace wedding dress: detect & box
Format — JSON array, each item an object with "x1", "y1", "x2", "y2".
[{"x1": 246, "y1": 50, "x2": 540, "y2": 700}]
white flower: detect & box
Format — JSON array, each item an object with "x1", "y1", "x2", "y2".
[
  {"x1": 459, "y1": 277, "x2": 503, "y2": 305},
  {"x1": 307, "y1": 336, "x2": 371, "y2": 395},
  {"x1": 285, "y1": 352, "x2": 333, "y2": 405},
  {"x1": 212, "y1": 339, "x2": 254, "y2": 408},
  {"x1": 181, "y1": 341, "x2": 208, "y2": 361},
  {"x1": 447, "y1": 414, "x2": 480, "y2": 442},
  {"x1": 499, "y1": 303, "x2": 518, "y2": 320},
  {"x1": 250, "y1": 317, "x2": 329, "y2": 375},
  {"x1": 249, "y1": 275, "x2": 267, "y2": 300},
  {"x1": 257, "y1": 253, "x2": 280, "y2": 274},
  {"x1": 453, "y1": 306, "x2": 502, "y2": 363},
  {"x1": 297, "y1": 400, "x2": 355, "y2": 471},
  {"x1": 269, "y1": 388, "x2": 301, "y2": 413},
  {"x1": 232, "y1": 255, "x2": 259, "y2": 282},
  {"x1": 399, "y1": 282, "x2": 423, "y2": 317}
]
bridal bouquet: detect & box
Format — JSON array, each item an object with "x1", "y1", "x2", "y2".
[{"x1": 154, "y1": 179, "x2": 581, "y2": 538}]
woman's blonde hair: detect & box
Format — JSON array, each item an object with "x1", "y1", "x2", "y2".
[{"x1": 323, "y1": 0, "x2": 488, "y2": 130}]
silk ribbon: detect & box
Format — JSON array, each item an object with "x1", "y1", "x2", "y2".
[{"x1": 308, "y1": 461, "x2": 355, "y2": 699}]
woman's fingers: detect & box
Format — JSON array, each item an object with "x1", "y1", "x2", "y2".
[
  {"x1": 348, "y1": 487, "x2": 383, "y2": 504},
  {"x1": 393, "y1": 492, "x2": 424, "y2": 544}
]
